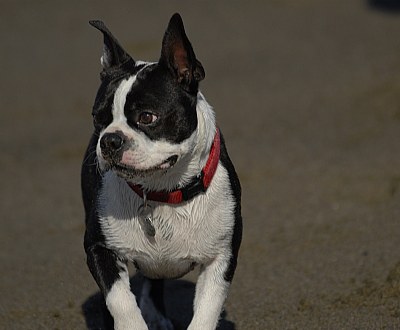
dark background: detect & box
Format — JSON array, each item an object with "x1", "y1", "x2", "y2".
[{"x1": 1, "y1": 1, "x2": 400, "y2": 329}]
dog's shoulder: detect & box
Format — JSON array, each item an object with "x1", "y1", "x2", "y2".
[
  {"x1": 217, "y1": 130, "x2": 243, "y2": 281},
  {"x1": 218, "y1": 130, "x2": 241, "y2": 202}
]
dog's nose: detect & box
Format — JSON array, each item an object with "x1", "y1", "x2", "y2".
[{"x1": 100, "y1": 133, "x2": 125, "y2": 154}]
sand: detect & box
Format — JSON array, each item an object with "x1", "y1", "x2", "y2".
[{"x1": 1, "y1": 1, "x2": 400, "y2": 329}]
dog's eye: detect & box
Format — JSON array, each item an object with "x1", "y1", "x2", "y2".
[{"x1": 138, "y1": 112, "x2": 158, "y2": 125}]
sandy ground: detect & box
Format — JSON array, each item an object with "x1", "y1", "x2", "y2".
[{"x1": 1, "y1": 1, "x2": 400, "y2": 329}]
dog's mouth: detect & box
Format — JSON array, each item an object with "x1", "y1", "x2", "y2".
[
  {"x1": 157, "y1": 155, "x2": 179, "y2": 170},
  {"x1": 109, "y1": 155, "x2": 178, "y2": 178}
]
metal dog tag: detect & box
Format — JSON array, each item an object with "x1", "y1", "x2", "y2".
[{"x1": 138, "y1": 193, "x2": 155, "y2": 237}]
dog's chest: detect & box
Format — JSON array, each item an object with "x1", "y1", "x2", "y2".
[{"x1": 98, "y1": 170, "x2": 234, "y2": 279}]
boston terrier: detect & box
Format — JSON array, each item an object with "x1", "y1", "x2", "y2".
[{"x1": 81, "y1": 13, "x2": 242, "y2": 330}]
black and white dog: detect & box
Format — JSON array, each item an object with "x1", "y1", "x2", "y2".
[{"x1": 81, "y1": 13, "x2": 242, "y2": 330}]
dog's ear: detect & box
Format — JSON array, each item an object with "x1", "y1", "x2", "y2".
[
  {"x1": 159, "y1": 13, "x2": 205, "y2": 93},
  {"x1": 89, "y1": 20, "x2": 133, "y2": 70}
]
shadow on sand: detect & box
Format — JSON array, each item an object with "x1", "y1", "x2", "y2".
[{"x1": 82, "y1": 274, "x2": 235, "y2": 330}]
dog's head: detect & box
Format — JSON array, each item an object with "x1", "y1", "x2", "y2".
[{"x1": 90, "y1": 14, "x2": 208, "y2": 189}]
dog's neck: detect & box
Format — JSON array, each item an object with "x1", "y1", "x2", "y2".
[{"x1": 125, "y1": 92, "x2": 217, "y2": 193}]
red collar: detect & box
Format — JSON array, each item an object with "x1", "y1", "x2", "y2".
[{"x1": 127, "y1": 128, "x2": 220, "y2": 204}]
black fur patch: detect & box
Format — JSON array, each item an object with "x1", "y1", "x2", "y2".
[
  {"x1": 91, "y1": 63, "x2": 146, "y2": 132},
  {"x1": 219, "y1": 132, "x2": 243, "y2": 282},
  {"x1": 124, "y1": 64, "x2": 198, "y2": 143}
]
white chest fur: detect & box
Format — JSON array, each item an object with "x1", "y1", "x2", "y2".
[{"x1": 98, "y1": 164, "x2": 235, "y2": 279}]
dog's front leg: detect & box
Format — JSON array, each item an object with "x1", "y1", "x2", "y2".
[
  {"x1": 86, "y1": 243, "x2": 148, "y2": 330},
  {"x1": 188, "y1": 255, "x2": 232, "y2": 330}
]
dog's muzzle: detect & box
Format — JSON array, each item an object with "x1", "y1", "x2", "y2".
[{"x1": 100, "y1": 131, "x2": 126, "y2": 160}]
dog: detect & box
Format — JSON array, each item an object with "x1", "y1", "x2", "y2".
[{"x1": 81, "y1": 13, "x2": 242, "y2": 330}]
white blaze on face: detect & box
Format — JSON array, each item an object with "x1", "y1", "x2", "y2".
[
  {"x1": 112, "y1": 75, "x2": 137, "y2": 123},
  {"x1": 96, "y1": 75, "x2": 136, "y2": 170}
]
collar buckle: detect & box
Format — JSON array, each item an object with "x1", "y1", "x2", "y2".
[{"x1": 181, "y1": 171, "x2": 206, "y2": 202}]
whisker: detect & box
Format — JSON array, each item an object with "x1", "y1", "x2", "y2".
[{"x1": 82, "y1": 148, "x2": 97, "y2": 165}]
